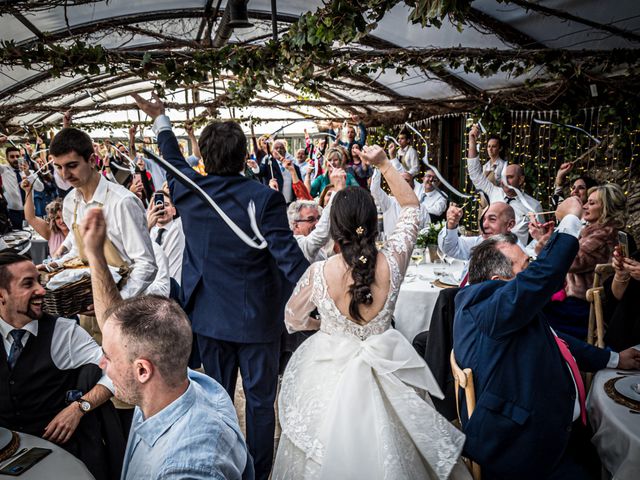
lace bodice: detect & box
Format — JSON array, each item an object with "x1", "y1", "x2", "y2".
[{"x1": 285, "y1": 206, "x2": 420, "y2": 340}]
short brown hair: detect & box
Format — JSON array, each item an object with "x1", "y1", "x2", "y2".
[{"x1": 105, "y1": 295, "x2": 192, "y2": 387}]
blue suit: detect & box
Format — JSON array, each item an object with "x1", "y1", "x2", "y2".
[
  {"x1": 453, "y1": 232, "x2": 610, "y2": 480},
  {"x1": 157, "y1": 130, "x2": 309, "y2": 480}
]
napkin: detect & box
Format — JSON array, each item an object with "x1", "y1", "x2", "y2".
[{"x1": 46, "y1": 267, "x2": 122, "y2": 290}]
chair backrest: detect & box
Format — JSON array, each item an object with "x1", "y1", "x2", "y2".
[
  {"x1": 586, "y1": 263, "x2": 613, "y2": 348},
  {"x1": 450, "y1": 350, "x2": 481, "y2": 480}
]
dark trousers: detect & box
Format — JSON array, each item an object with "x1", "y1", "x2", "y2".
[
  {"x1": 197, "y1": 335, "x2": 279, "y2": 480},
  {"x1": 8, "y1": 209, "x2": 24, "y2": 230}
]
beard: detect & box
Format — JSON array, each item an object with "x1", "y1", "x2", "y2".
[{"x1": 114, "y1": 369, "x2": 143, "y2": 406}]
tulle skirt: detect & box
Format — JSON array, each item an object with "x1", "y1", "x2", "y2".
[{"x1": 272, "y1": 328, "x2": 470, "y2": 480}]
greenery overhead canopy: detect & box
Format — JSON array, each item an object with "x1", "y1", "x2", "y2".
[{"x1": 0, "y1": 0, "x2": 638, "y2": 131}]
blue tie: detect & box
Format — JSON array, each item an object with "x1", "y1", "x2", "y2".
[{"x1": 7, "y1": 329, "x2": 27, "y2": 370}]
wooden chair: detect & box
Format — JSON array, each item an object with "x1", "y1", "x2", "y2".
[
  {"x1": 450, "y1": 350, "x2": 481, "y2": 480},
  {"x1": 586, "y1": 263, "x2": 614, "y2": 348}
]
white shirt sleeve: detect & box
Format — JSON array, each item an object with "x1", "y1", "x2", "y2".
[
  {"x1": 144, "y1": 243, "x2": 171, "y2": 297},
  {"x1": 114, "y1": 196, "x2": 158, "y2": 298},
  {"x1": 467, "y1": 156, "x2": 499, "y2": 198},
  {"x1": 296, "y1": 195, "x2": 333, "y2": 262},
  {"x1": 370, "y1": 169, "x2": 392, "y2": 213},
  {"x1": 556, "y1": 214, "x2": 583, "y2": 239},
  {"x1": 51, "y1": 318, "x2": 114, "y2": 393},
  {"x1": 152, "y1": 115, "x2": 173, "y2": 135}
]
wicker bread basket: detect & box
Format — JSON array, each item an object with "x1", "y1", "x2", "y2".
[{"x1": 42, "y1": 262, "x2": 130, "y2": 317}]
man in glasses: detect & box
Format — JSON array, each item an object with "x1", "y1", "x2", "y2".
[
  {"x1": 415, "y1": 168, "x2": 448, "y2": 223},
  {"x1": 287, "y1": 167, "x2": 346, "y2": 264}
]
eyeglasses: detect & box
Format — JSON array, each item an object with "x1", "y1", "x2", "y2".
[{"x1": 296, "y1": 216, "x2": 320, "y2": 223}]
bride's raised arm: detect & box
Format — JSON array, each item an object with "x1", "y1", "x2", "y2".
[{"x1": 284, "y1": 263, "x2": 321, "y2": 333}]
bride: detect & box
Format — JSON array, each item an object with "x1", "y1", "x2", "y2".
[{"x1": 272, "y1": 146, "x2": 470, "y2": 479}]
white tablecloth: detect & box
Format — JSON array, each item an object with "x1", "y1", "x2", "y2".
[
  {"x1": 0, "y1": 433, "x2": 94, "y2": 480},
  {"x1": 588, "y1": 369, "x2": 640, "y2": 480},
  {"x1": 393, "y1": 260, "x2": 465, "y2": 342}
]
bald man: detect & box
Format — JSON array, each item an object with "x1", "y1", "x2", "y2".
[
  {"x1": 438, "y1": 201, "x2": 527, "y2": 261},
  {"x1": 467, "y1": 126, "x2": 542, "y2": 245}
]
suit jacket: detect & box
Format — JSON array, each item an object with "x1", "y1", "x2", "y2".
[
  {"x1": 158, "y1": 130, "x2": 309, "y2": 343},
  {"x1": 453, "y1": 232, "x2": 610, "y2": 480},
  {"x1": 258, "y1": 155, "x2": 302, "y2": 194}
]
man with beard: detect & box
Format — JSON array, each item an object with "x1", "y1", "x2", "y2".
[
  {"x1": 0, "y1": 250, "x2": 118, "y2": 479},
  {"x1": 0, "y1": 146, "x2": 45, "y2": 229},
  {"x1": 82, "y1": 208, "x2": 249, "y2": 480}
]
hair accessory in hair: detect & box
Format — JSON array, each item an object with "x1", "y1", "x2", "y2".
[
  {"x1": 359, "y1": 255, "x2": 367, "y2": 264},
  {"x1": 365, "y1": 293, "x2": 372, "y2": 300},
  {"x1": 355, "y1": 226, "x2": 364, "y2": 236}
]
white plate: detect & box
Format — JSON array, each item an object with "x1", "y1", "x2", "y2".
[
  {"x1": 614, "y1": 375, "x2": 640, "y2": 402},
  {"x1": 0, "y1": 427, "x2": 12, "y2": 451}
]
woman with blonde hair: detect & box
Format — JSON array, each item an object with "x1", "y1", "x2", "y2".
[
  {"x1": 308, "y1": 145, "x2": 359, "y2": 197},
  {"x1": 543, "y1": 182, "x2": 627, "y2": 338}
]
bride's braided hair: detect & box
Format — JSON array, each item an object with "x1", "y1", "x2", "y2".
[{"x1": 329, "y1": 187, "x2": 378, "y2": 324}]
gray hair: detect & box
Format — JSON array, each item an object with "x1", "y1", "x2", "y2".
[
  {"x1": 104, "y1": 295, "x2": 192, "y2": 388},
  {"x1": 287, "y1": 200, "x2": 321, "y2": 230},
  {"x1": 468, "y1": 233, "x2": 518, "y2": 284}
]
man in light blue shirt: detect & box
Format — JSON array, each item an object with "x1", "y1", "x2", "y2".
[{"x1": 81, "y1": 208, "x2": 251, "y2": 480}]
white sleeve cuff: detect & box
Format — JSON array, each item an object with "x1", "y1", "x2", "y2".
[
  {"x1": 607, "y1": 352, "x2": 619, "y2": 369},
  {"x1": 98, "y1": 374, "x2": 115, "y2": 394},
  {"x1": 556, "y1": 214, "x2": 582, "y2": 239},
  {"x1": 152, "y1": 115, "x2": 172, "y2": 135}
]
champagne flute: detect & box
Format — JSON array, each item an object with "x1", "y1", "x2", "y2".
[{"x1": 375, "y1": 232, "x2": 386, "y2": 250}]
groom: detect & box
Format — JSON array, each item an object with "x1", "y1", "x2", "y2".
[{"x1": 133, "y1": 93, "x2": 309, "y2": 479}]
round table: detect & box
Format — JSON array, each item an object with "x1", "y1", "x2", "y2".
[
  {"x1": 587, "y1": 369, "x2": 640, "y2": 479},
  {"x1": 0, "y1": 433, "x2": 94, "y2": 479},
  {"x1": 393, "y1": 260, "x2": 465, "y2": 342}
]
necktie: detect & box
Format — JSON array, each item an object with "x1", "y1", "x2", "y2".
[
  {"x1": 155, "y1": 228, "x2": 166, "y2": 246},
  {"x1": 7, "y1": 329, "x2": 27, "y2": 370},
  {"x1": 554, "y1": 336, "x2": 587, "y2": 425}
]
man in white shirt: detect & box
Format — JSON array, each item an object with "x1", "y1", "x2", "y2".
[
  {"x1": 371, "y1": 168, "x2": 430, "y2": 235},
  {"x1": 1, "y1": 147, "x2": 44, "y2": 229},
  {"x1": 147, "y1": 191, "x2": 185, "y2": 284},
  {"x1": 438, "y1": 201, "x2": 525, "y2": 261},
  {"x1": 50, "y1": 127, "x2": 157, "y2": 299},
  {"x1": 467, "y1": 125, "x2": 542, "y2": 245},
  {"x1": 414, "y1": 169, "x2": 447, "y2": 220},
  {"x1": 481, "y1": 135, "x2": 507, "y2": 186},
  {"x1": 388, "y1": 131, "x2": 419, "y2": 177}
]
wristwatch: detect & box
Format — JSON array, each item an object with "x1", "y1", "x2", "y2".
[{"x1": 77, "y1": 399, "x2": 92, "y2": 414}]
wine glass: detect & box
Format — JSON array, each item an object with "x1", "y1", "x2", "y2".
[{"x1": 411, "y1": 247, "x2": 424, "y2": 269}]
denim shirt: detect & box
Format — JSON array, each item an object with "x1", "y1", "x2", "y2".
[{"x1": 121, "y1": 369, "x2": 248, "y2": 480}]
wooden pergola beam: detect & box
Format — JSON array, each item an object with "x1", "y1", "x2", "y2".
[{"x1": 507, "y1": 0, "x2": 640, "y2": 43}]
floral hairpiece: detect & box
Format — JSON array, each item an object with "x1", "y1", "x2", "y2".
[
  {"x1": 359, "y1": 255, "x2": 367, "y2": 264},
  {"x1": 355, "y1": 226, "x2": 364, "y2": 236}
]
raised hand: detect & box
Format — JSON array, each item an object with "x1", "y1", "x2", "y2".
[
  {"x1": 388, "y1": 143, "x2": 396, "y2": 158},
  {"x1": 80, "y1": 208, "x2": 107, "y2": 258},
  {"x1": 62, "y1": 110, "x2": 72, "y2": 128},
  {"x1": 446, "y1": 202, "x2": 464, "y2": 230},
  {"x1": 132, "y1": 92, "x2": 165, "y2": 119},
  {"x1": 360, "y1": 145, "x2": 388, "y2": 168},
  {"x1": 469, "y1": 125, "x2": 480, "y2": 143},
  {"x1": 329, "y1": 167, "x2": 347, "y2": 191},
  {"x1": 555, "y1": 196, "x2": 583, "y2": 222}
]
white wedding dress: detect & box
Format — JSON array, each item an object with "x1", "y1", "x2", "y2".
[{"x1": 272, "y1": 207, "x2": 470, "y2": 480}]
